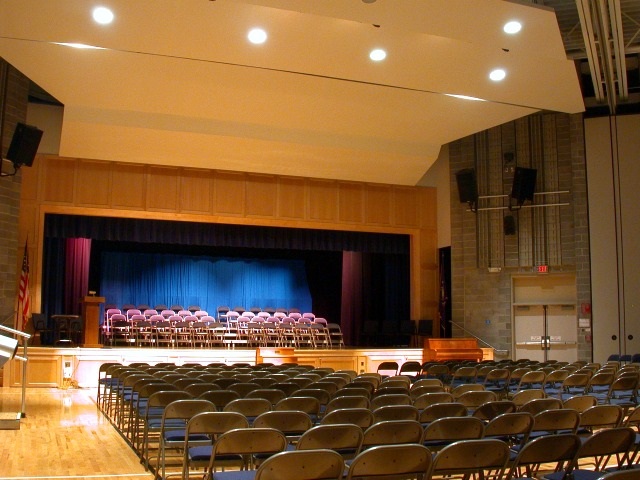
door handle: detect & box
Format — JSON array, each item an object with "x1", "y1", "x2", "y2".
[
  {"x1": 540, "y1": 336, "x2": 550, "y2": 350},
  {"x1": 628, "y1": 335, "x2": 634, "y2": 341},
  {"x1": 612, "y1": 335, "x2": 617, "y2": 340}
]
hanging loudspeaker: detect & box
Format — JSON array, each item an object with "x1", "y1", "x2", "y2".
[
  {"x1": 455, "y1": 168, "x2": 478, "y2": 204},
  {"x1": 6, "y1": 123, "x2": 43, "y2": 168},
  {"x1": 504, "y1": 215, "x2": 516, "y2": 235},
  {"x1": 511, "y1": 167, "x2": 537, "y2": 205}
]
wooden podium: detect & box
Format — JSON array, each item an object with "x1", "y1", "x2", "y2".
[{"x1": 81, "y1": 296, "x2": 105, "y2": 347}]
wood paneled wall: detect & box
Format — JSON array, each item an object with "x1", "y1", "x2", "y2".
[{"x1": 19, "y1": 156, "x2": 438, "y2": 329}]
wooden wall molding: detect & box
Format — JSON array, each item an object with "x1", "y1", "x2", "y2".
[{"x1": 19, "y1": 155, "x2": 439, "y2": 327}]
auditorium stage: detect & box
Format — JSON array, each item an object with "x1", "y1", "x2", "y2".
[{"x1": 3, "y1": 345, "x2": 432, "y2": 389}]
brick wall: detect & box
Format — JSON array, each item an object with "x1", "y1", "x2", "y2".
[
  {"x1": 449, "y1": 112, "x2": 591, "y2": 361},
  {"x1": 0, "y1": 59, "x2": 29, "y2": 327}
]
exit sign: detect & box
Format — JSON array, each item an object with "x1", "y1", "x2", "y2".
[{"x1": 537, "y1": 265, "x2": 549, "y2": 273}]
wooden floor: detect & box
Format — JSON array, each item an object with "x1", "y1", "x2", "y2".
[{"x1": 0, "y1": 387, "x2": 154, "y2": 480}]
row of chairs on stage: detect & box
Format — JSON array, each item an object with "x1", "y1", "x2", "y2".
[
  {"x1": 104, "y1": 305, "x2": 309, "y2": 323},
  {"x1": 101, "y1": 314, "x2": 345, "y2": 349},
  {"x1": 97, "y1": 361, "x2": 640, "y2": 480},
  {"x1": 105, "y1": 309, "x2": 320, "y2": 325}
]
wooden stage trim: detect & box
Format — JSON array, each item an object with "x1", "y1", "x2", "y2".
[{"x1": 4, "y1": 346, "x2": 426, "y2": 389}]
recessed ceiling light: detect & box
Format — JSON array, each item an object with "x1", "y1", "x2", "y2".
[
  {"x1": 445, "y1": 94, "x2": 487, "y2": 102},
  {"x1": 92, "y1": 6, "x2": 114, "y2": 25},
  {"x1": 248, "y1": 28, "x2": 268, "y2": 45},
  {"x1": 53, "y1": 42, "x2": 106, "y2": 50},
  {"x1": 489, "y1": 69, "x2": 506, "y2": 82},
  {"x1": 369, "y1": 49, "x2": 387, "y2": 61},
  {"x1": 503, "y1": 21, "x2": 522, "y2": 34}
]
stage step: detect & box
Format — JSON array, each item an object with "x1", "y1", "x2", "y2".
[{"x1": 0, "y1": 411, "x2": 21, "y2": 430}]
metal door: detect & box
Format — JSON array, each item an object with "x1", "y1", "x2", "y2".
[{"x1": 514, "y1": 304, "x2": 578, "y2": 362}]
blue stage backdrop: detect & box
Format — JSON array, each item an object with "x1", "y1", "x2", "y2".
[{"x1": 99, "y1": 251, "x2": 313, "y2": 314}]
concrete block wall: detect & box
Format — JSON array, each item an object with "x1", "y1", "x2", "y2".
[
  {"x1": 449, "y1": 112, "x2": 591, "y2": 361},
  {"x1": 0, "y1": 59, "x2": 29, "y2": 327},
  {"x1": 569, "y1": 114, "x2": 591, "y2": 360}
]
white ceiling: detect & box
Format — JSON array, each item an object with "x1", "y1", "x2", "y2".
[{"x1": 0, "y1": 0, "x2": 584, "y2": 185}]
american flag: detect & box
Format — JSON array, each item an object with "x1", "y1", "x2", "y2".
[{"x1": 18, "y1": 242, "x2": 30, "y2": 331}]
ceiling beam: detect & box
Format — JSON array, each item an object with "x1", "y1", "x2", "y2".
[
  {"x1": 575, "y1": 0, "x2": 630, "y2": 113},
  {"x1": 576, "y1": 0, "x2": 607, "y2": 105},
  {"x1": 608, "y1": 0, "x2": 628, "y2": 101}
]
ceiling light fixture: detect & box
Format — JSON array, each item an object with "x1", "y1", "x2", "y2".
[
  {"x1": 92, "y1": 6, "x2": 114, "y2": 25},
  {"x1": 369, "y1": 49, "x2": 387, "y2": 62},
  {"x1": 248, "y1": 28, "x2": 268, "y2": 45},
  {"x1": 489, "y1": 68, "x2": 506, "y2": 81},
  {"x1": 445, "y1": 94, "x2": 487, "y2": 102},
  {"x1": 503, "y1": 21, "x2": 522, "y2": 34},
  {"x1": 53, "y1": 42, "x2": 106, "y2": 50}
]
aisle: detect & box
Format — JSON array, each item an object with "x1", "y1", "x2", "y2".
[{"x1": 0, "y1": 387, "x2": 153, "y2": 480}]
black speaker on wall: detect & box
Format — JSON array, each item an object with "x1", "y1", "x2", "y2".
[
  {"x1": 456, "y1": 168, "x2": 478, "y2": 210},
  {"x1": 503, "y1": 215, "x2": 516, "y2": 235},
  {"x1": 510, "y1": 167, "x2": 537, "y2": 206},
  {"x1": 6, "y1": 123, "x2": 43, "y2": 168}
]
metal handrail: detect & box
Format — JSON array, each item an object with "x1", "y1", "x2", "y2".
[
  {"x1": 449, "y1": 320, "x2": 508, "y2": 355},
  {"x1": 0, "y1": 319, "x2": 31, "y2": 417}
]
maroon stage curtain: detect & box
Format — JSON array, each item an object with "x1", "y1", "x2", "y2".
[
  {"x1": 64, "y1": 238, "x2": 91, "y2": 315},
  {"x1": 341, "y1": 251, "x2": 363, "y2": 346}
]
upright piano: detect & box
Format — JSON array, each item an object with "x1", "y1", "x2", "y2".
[{"x1": 423, "y1": 337, "x2": 484, "y2": 362}]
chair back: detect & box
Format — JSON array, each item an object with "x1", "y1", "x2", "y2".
[
  {"x1": 562, "y1": 394, "x2": 597, "y2": 412},
  {"x1": 511, "y1": 388, "x2": 545, "y2": 407},
  {"x1": 472, "y1": 400, "x2": 517, "y2": 421},
  {"x1": 320, "y1": 407, "x2": 374, "y2": 429},
  {"x1": 161, "y1": 399, "x2": 216, "y2": 424},
  {"x1": 345, "y1": 444, "x2": 432, "y2": 480},
  {"x1": 254, "y1": 449, "x2": 345, "y2": 480},
  {"x1": 505, "y1": 434, "x2": 582, "y2": 480},
  {"x1": 455, "y1": 390, "x2": 498, "y2": 410},
  {"x1": 532, "y1": 408, "x2": 580, "y2": 434},
  {"x1": 370, "y1": 393, "x2": 412, "y2": 409},
  {"x1": 275, "y1": 396, "x2": 321, "y2": 417},
  {"x1": 578, "y1": 404, "x2": 624, "y2": 430},
  {"x1": 197, "y1": 389, "x2": 241, "y2": 410},
  {"x1": 209, "y1": 427, "x2": 287, "y2": 471},
  {"x1": 325, "y1": 395, "x2": 370, "y2": 413},
  {"x1": 431, "y1": 438, "x2": 510, "y2": 479},
  {"x1": 517, "y1": 397, "x2": 562, "y2": 414},
  {"x1": 419, "y1": 402, "x2": 468, "y2": 424},
  {"x1": 410, "y1": 384, "x2": 446, "y2": 398},
  {"x1": 296, "y1": 423, "x2": 364, "y2": 458},
  {"x1": 223, "y1": 398, "x2": 272, "y2": 418},
  {"x1": 412, "y1": 392, "x2": 454, "y2": 409},
  {"x1": 484, "y1": 412, "x2": 534, "y2": 450},
  {"x1": 574, "y1": 426, "x2": 635, "y2": 470},
  {"x1": 421, "y1": 416, "x2": 485, "y2": 445},
  {"x1": 228, "y1": 382, "x2": 261, "y2": 397},
  {"x1": 245, "y1": 388, "x2": 287, "y2": 406},
  {"x1": 361, "y1": 420, "x2": 423, "y2": 448},
  {"x1": 372, "y1": 404, "x2": 420, "y2": 423},
  {"x1": 253, "y1": 410, "x2": 314, "y2": 438},
  {"x1": 376, "y1": 361, "x2": 399, "y2": 377}
]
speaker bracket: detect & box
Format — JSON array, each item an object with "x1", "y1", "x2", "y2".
[
  {"x1": 508, "y1": 197, "x2": 523, "y2": 212},
  {"x1": 0, "y1": 158, "x2": 20, "y2": 178}
]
